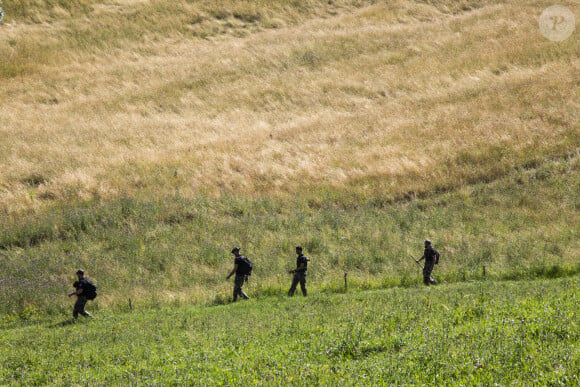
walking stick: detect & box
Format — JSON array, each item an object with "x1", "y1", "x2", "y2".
[{"x1": 410, "y1": 256, "x2": 422, "y2": 268}]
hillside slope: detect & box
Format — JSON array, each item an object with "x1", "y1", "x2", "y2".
[
  {"x1": 0, "y1": 0, "x2": 578, "y2": 316},
  {"x1": 1, "y1": 277, "x2": 578, "y2": 385},
  {"x1": 0, "y1": 0, "x2": 578, "y2": 213},
  {"x1": 1, "y1": 152, "x2": 577, "y2": 315}
]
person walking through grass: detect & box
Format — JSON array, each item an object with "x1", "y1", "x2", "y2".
[
  {"x1": 226, "y1": 247, "x2": 251, "y2": 302},
  {"x1": 416, "y1": 240, "x2": 440, "y2": 286},
  {"x1": 68, "y1": 269, "x2": 97, "y2": 319},
  {"x1": 288, "y1": 246, "x2": 309, "y2": 296}
]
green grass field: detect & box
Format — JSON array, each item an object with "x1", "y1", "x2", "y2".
[
  {"x1": 1, "y1": 154, "x2": 578, "y2": 317},
  {"x1": 1, "y1": 278, "x2": 578, "y2": 385},
  {"x1": 0, "y1": 0, "x2": 578, "y2": 384}
]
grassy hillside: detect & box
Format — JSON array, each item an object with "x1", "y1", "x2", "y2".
[
  {"x1": 0, "y1": 0, "x2": 578, "y2": 315},
  {"x1": 0, "y1": 1, "x2": 578, "y2": 384},
  {"x1": 1, "y1": 278, "x2": 578, "y2": 385},
  {"x1": 0, "y1": 0, "x2": 578, "y2": 213},
  {"x1": 1, "y1": 153, "x2": 577, "y2": 317}
]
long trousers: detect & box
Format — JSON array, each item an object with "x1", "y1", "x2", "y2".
[
  {"x1": 233, "y1": 275, "x2": 249, "y2": 301},
  {"x1": 73, "y1": 296, "x2": 93, "y2": 318},
  {"x1": 288, "y1": 272, "x2": 307, "y2": 296},
  {"x1": 423, "y1": 261, "x2": 437, "y2": 285}
]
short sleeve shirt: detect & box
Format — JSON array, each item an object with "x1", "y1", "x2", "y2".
[
  {"x1": 73, "y1": 279, "x2": 88, "y2": 292},
  {"x1": 234, "y1": 256, "x2": 246, "y2": 275},
  {"x1": 296, "y1": 254, "x2": 308, "y2": 272},
  {"x1": 424, "y1": 247, "x2": 439, "y2": 263}
]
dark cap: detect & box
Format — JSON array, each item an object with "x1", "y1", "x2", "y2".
[
  {"x1": 76, "y1": 269, "x2": 84, "y2": 275},
  {"x1": 424, "y1": 240, "x2": 431, "y2": 245},
  {"x1": 296, "y1": 246, "x2": 303, "y2": 251},
  {"x1": 231, "y1": 247, "x2": 240, "y2": 253}
]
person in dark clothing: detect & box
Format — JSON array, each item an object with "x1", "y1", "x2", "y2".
[
  {"x1": 68, "y1": 269, "x2": 95, "y2": 319},
  {"x1": 226, "y1": 247, "x2": 250, "y2": 302},
  {"x1": 288, "y1": 246, "x2": 309, "y2": 297},
  {"x1": 416, "y1": 240, "x2": 440, "y2": 285}
]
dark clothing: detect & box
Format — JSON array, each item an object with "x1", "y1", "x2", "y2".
[
  {"x1": 288, "y1": 254, "x2": 309, "y2": 296},
  {"x1": 234, "y1": 256, "x2": 248, "y2": 275},
  {"x1": 73, "y1": 295, "x2": 92, "y2": 318},
  {"x1": 73, "y1": 278, "x2": 97, "y2": 297},
  {"x1": 295, "y1": 254, "x2": 308, "y2": 272},
  {"x1": 72, "y1": 278, "x2": 94, "y2": 318},
  {"x1": 421, "y1": 246, "x2": 440, "y2": 285},
  {"x1": 288, "y1": 272, "x2": 307, "y2": 297},
  {"x1": 232, "y1": 256, "x2": 249, "y2": 301},
  {"x1": 423, "y1": 261, "x2": 437, "y2": 285},
  {"x1": 73, "y1": 279, "x2": 85, "y2": 292},
  {"x1": 423, "y1": 246, "x2": 440, "y2": 264},
  {"x1": 233, "y1": 274, "x2": 249, "y2": 301}
]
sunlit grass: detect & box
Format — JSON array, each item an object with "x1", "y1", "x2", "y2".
[
  {"x1": 0, "y1": 3, "x2": 578, "y2": 382},
  {"x1": 0, "y1": 277, "x2": 578, "y2": 385},
  {"x1": 0, "y1": 0, "x2": 578, "y2": 213},
  {"x1": 0, "y1": 154, "x2": 577, "y2": 317},
  {"x1": 0, "y1": 0, "x2": 578, "y2": 321}
]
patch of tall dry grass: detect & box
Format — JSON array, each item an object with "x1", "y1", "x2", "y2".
[{"x1": 0, "y1": 0, "x2": 578, "y2": 213}]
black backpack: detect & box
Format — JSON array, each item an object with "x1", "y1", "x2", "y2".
[
  {"x1": 82, "y1": 279, "x2": 98, "y2": 300},
  {"x1": 237, "y1": 256, "x2": 253, "y2": 276}
]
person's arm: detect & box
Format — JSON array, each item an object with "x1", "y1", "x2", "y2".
[
  {"x1": 292, "y1": 257, "x2": 307, "y2": 273},
  {"x1": 416, "y1": 254, "x2": 425, "y2": 263},
  {"x1": 226, "y1": 264, "x2": 238, "y2": 280},
  {"x1": 68, "y1": 287, "x2": 83, "y2": 297},
  {"x1": 435, "y1": 251, "x2": 440, "y2": 264},
  {"x1": 296, "y1": 262, "x2": 306, "y2": 272}
]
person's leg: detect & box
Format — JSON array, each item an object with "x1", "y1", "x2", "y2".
[
  {"x1": 240, "y1": 276, "x2": 250, "y2": 299},
  {"x1": 424, "y1": 261, "x2": 436, "y2": 286},
  {"x1": 234, "y1": 276, "x2": 249, "y2": 301},
  {"x1": 429, "y1": 267, "x2": 438, "y2": 284},
  {"x1": 423, "y1": 265, "x2": 432, "y2": 286},
  {"x1": 288, "y1": 274, "x2": 299, "y2": 296},
  {"x1": 233, "y1": 278, "x2": 241, "y2": 301},
  {"x1": 73, "y1": 298, "x2": 82, "y2": 319},
  {"x1": 299, "y1": 273, "x2": 307, "y2": 296},
  {"x1": 73, "y1": 296, "x2": 92, "y2": 318}
]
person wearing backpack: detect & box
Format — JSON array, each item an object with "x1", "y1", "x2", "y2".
[
  {"x1": 68, "y1": 269, "x2": 96, "y2": 319},
  {"x1": 226, "y1": 247, "x2": 251, "y2": 302},
  {"x1": 288, "y1": 246, "x2": 309, "y2": 297}
]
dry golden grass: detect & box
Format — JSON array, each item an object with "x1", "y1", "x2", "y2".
[{"x1": 0, "y1": 0, "x2": 578, "y2": 213}]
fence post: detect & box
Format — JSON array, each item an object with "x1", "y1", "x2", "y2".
[
  {"x1": 344, "y1": 272, "x2": 348, "y2": 292},
  {"x1": 483, "y1": 265, "x2": 486, "y2": 280}
]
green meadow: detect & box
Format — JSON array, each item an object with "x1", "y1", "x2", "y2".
[
  {"x1": 1, "y1": 0, "x2": 579, "y2": 384},
  {"x1": 1, "y1": 154, "x2": 578, "y2": 317},
  {"x1": 1, "y1": 278, "x2": 578, "y2": 385},
  {"x1": 1, "y1": 151, "x2": 577, "y2": 385}
]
